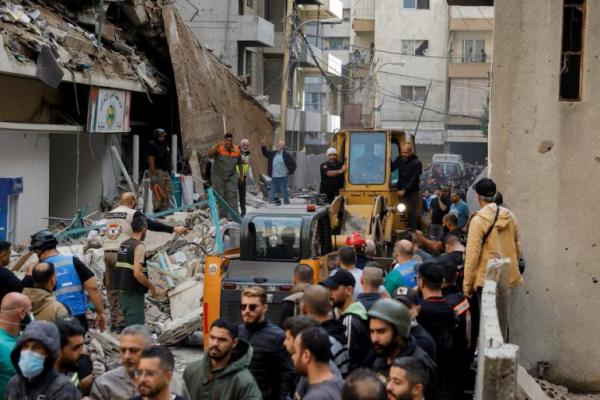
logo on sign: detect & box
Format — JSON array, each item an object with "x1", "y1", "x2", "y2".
[{"x1": 208, "y1": 263, "x2": 218, "y2": 275}]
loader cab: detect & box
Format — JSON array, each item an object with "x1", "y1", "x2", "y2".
[{"x1": 214, "y1": 205, "x2": 333, "y2": 326}]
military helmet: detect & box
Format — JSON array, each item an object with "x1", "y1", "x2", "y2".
[
  {"x1": 29, "y1": 230, "x2": 58, "y2": 252},
  {"x1": 368, "y1": 298, "x2": 412, "y2": 339}
]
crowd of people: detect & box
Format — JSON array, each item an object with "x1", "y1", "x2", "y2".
[{"x1": 0, "y1": 125, "x2": 522, "y2": 400}]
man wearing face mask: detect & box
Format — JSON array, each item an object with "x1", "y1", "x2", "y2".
[
  {"x1": 5, "y1": 320, "x2": 81, "y2": 399},
  {"x1": 114, "y1": 217, "x2": 156, "y2": 326},
  {"x1": 0, "y1": 293, "x2": 32, "y2": 398}
]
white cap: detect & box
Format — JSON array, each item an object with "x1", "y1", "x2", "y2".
[{"x1": 326, "y1": 147, "x2": 337, "y2": 155}]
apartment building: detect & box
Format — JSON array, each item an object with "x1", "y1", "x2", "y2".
[{"x1": 447, "y1": 5, "x2": 493, "y2": 162}]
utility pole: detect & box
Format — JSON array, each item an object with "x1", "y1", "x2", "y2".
[
  {"x1": 413, "y1": 80, "x2": 432, "y2": 138},
  {"x1": 369, "y1": 57, "x2": 378, "y2": 128},
  {"x1": 278, "y1": 0, "x2": 295, "y2": 142}
]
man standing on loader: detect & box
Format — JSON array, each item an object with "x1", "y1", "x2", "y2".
[{"x1": 392, "y1": 144, "x2": 422, "y2": 229}]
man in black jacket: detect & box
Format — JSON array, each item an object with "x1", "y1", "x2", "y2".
[
  {"x1": 238, "y1": 286, "x2": 294, "y2": 399},
  {"x1": 0, "y1": 241, "x2": 22, "y2": 304},
  {"x1": 261, "y1": 139, "x2": 296, "y2": 204},
  {"x1": 392, "y1": 144, "x2": 422, "y2": 229}
]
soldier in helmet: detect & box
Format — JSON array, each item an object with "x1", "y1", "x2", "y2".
[
  {"x1": 146, "y1": 128, "x2": 173, "y2": 212},
  {"x1": 365, "y1": 298, "x2": 437, "y2": 400}
]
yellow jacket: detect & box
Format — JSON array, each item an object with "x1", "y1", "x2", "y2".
[{"x1": 463, "y1": 203, "x2": 523, "y2": 295}]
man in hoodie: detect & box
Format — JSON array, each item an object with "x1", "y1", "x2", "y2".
[
  {"x1": 23, "y1": 262, "x2": 69, "y2": 321},
  {"x1": 183, "y1": 319, "x2": 261, "y2": 400},
  {"x1": 0, "y1": 293, "x2": 32, "y2": 398},
  {"x1": 366, "y1": 299, "x2": 436, "y2": 400},
  {"x1": 5, "y1": 320, "x2": 81, "y2": 399},
  {"x1": 238, "y1": 286, "x2": 294, "y2": 399},
  {"x1": 464, "y1": 178, "x2": 523, "y2": 300},
  {"x1": 392, "y1": 144, "x2": 422, "y2": 229},
  {"x1": 301, "y1": 285, "x2": 350, "y2": 377},
  {"x1": 321, "y1": 269, "x2": 371, "y2": 371}
]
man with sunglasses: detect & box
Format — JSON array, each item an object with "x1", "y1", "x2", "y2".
[{"x1": 238, "y1": 287, "x2": 294, "y2": 400}]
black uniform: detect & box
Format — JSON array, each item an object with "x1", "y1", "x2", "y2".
[
  {"x1": 147, "y1": 140, "x2": 171, "y2": 172},
  {"x1": 0, "y1": 267, "x2": 23, "y2": 303},
  {"x1": 418, "y1": 296, "x2": 458, "y2": 400},
  {"x1": 114, "y1": 238, "x2": 148, "y2": 294},
  {"x1": 319, "y1": 160, "x2": 344, "y2": 203},
  {"x1": 391, "y1": 154, "x2": 423, "y2": 229}
]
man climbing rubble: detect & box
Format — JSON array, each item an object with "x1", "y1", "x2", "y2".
[
  {"x1": 208, "y1": 132, "x2": 244, "y2": 216},
  {"x1": 146, "y1": 128, "x2": 173, "y2": 212},
  {"x1": 103, "y1": 192, "x2": 187, "y2": 333},
  {"x1": 28, "y1": 231, "x2": 105, "y2": 332}
]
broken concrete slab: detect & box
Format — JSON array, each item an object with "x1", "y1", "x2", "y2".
[
  {"x1": 168, "y1": 277, "x2": 204, "y2": 320},
  {"x1": 157, "y1": 310, "x2": 202, "y2": 345}
]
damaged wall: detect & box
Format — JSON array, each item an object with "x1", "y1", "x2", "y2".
[
  {"x1": 163, "y1": 5, "x2": 275, "y2": 177},
  {"x1": 0, "y1": 75, "x2": 61, "y2": 123},
  {"x1": 0, "y1": 132, "x2": 49, "y2": 242}
]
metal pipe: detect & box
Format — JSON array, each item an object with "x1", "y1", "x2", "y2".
[
  {"x1": 133, "y1": 134, "x2": 139, "y2": 185},
  {"x1": 111, "y1": 145, "x2": 135, "y2": 193},
  {"x1": 171, "y1": 134, "x2": 177, "y2": 173}
]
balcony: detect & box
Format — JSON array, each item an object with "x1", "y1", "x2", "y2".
[
  {"x1": 236, "y1": 16, "x2": 275, "y2": 47},
  {"x1": 297, "y1": 0, "x2": 344, "y2": 21},
  {"x1": 294, "y1": 41, "x2": 342, "y2": 76},
  {"x1": 352, "y1": 0, "x2": 374, "y2": 32},
  {"x1": 450, "y1": 18, "x2": 493, "y2": 31},
  {"x1": 449, "y1": 57, "x2": 491, "y2": 78}
]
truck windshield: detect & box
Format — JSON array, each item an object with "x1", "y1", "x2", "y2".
[
  {"x1": 252, "y1": 216, "x2": 303, "y2": 261},
  {"x1": 349, "y1": 132, "x2": 387, "y2": 184}
]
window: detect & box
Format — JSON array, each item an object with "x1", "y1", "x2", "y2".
[
  {"x1": 462, "y1": 39, "x2": 486, "y2": 63},
  {"x1": 325, "y1": 37, "x2": 349, "y2": 50},
  {"x1": 401, "y1": 40, "x2": 429, "y2": 56},
  {"x1": 560, "y1": 0, "x2": 585, "y2": 101},
  {"x1": 403, "y1": 0, "x2": 430, "y2": 9},
  {"x1": 401, "y1": 86, "x2": 427, "y2": 102},
  {"x1": 349, "y1": 132, "x2": 387, "y2": 185},
  {"x1": 304, "y1": 76, "x2": 325, "y2": 113},
  {"x1": 251, "y1": 217, "x2": 303, "y2": 261}
]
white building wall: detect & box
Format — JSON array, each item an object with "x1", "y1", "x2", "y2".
[
  {"x1": 449, "y1": 78, "x2": 489, "y2": 117},
  {"x1": 0, "y1": 132, "x2": 50, "y2": 242},
  {"x1": 374, "y1": 0, "x2": 449, "y2": 137}
]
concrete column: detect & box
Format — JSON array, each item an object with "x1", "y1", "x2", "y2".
[{"x1": 133, "y1": 134, "x2": 139, "y2": 186}]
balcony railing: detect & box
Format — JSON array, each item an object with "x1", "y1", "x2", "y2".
[{"x1": 450, "y1": 55, "x2": 491, "y2": 64}]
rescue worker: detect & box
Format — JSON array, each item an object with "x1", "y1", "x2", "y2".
[
  {"x1": 345, "y1": 232, "x2": 369, "y2": 270},
  {"x1": 365, "y1": 299, "x2": 437, "y2": 400},
  {"x1": 114, "y1": 217, "x2": 157, "y2": 326},
  {"x1": 391, "y1": 144, "x2": 422, "y2": 229},
  {"x1": 415, "y1": 262, "x2": 458, "y2": 399},
  {"x1": 146, "y1": 128, "x2": 173, "y2": 212},
  {"x1": 261, "y1": 138, "x2": 296, "y2": 204},
  {"x1": 237, "y1": 138, "x2": 251, "y2": 216},
  {"x1": 321, "y1": 269, "x2": 371, "y2": 371},
  {"x1": 22, "y1": 262, "x2": 69, "y2": 321},
  {"x1": 103, "y1": 192, "x2": 187, "y2": 333},
  {"x1": 29, "y1": 230, "x2": 105, "y2": 332},
  {"x1": 384, "y1": 240, "x2": 418, "y2": 295},
  {"x1": 464, "y1": 178, "x2": 523, "y2": 301},
  {"x1": 6, "y1": 320, "x2": 81, "y2": 400},
  {"x1": 208, "y1": 132, "x2": 244, "y2": 216},
  {"x1": 319, "y1": 147, "x2": 346, "y2": 203}
]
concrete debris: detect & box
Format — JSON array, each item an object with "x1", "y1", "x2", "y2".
[
  {"x1": 0, "y1": 0, "x2": 167, "y2": 90},
  {"x1": 157, "y1": 310, "x2": 202, "y2": 346},
  {"x1": 88, "y1": 329, "x2": 121, "y2": 368}
]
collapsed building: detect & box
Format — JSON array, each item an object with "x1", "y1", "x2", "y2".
[{"x1": 0, "y1": 0, "x2": 276, "y2": 244}]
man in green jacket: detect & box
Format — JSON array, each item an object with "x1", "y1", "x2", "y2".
[{"x1": 183, "y1": 319, "x2": 261, "y2": 400}]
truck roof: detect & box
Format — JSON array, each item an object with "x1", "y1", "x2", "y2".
[{"x1": 432, "y1": 153, "x2": 464, "y2": 163}]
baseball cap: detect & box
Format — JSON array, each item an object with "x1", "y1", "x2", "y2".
[
  {"x1": 326, "y1": 147, "x2": 337, "y2": 156},
  {"x1": 320, "y1": 269, "x2": 355, "y2": 288},
  {"x1": 475, "y1": 178, "x2": 496, "y2": 197},
  {"x1": 394, "y1": 286, "x2": 420, "y2": 307}
]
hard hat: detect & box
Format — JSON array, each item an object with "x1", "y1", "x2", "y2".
[
  {"x1": 345, "y1": 232, "x2": 366, "y2": 247},
  {"x1": 29, "y1": 230, "x2": 58, "y2": 252},
  {"x1": 368, "y1": 298, "x2": 412, "y2": 339}
]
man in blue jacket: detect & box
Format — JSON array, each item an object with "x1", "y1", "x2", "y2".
[{"x1": 261, "y1": 139, "x2": 297, "y2": 204}]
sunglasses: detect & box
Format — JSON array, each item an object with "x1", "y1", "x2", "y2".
[{"x1": 241, "y1": 304, "x2": 259, "y2": 311}]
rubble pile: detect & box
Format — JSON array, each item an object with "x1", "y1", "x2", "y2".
[{"x1": 0, "y1": 0, "x2": 166, "y2": 90}]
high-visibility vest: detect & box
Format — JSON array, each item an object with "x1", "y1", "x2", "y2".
[
  {"x1": 46, "y1": 254, "x2": 87, "y2": 316},
  {"x1": 103, "y1": 206, "x2": 137, "y2": 251}
]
